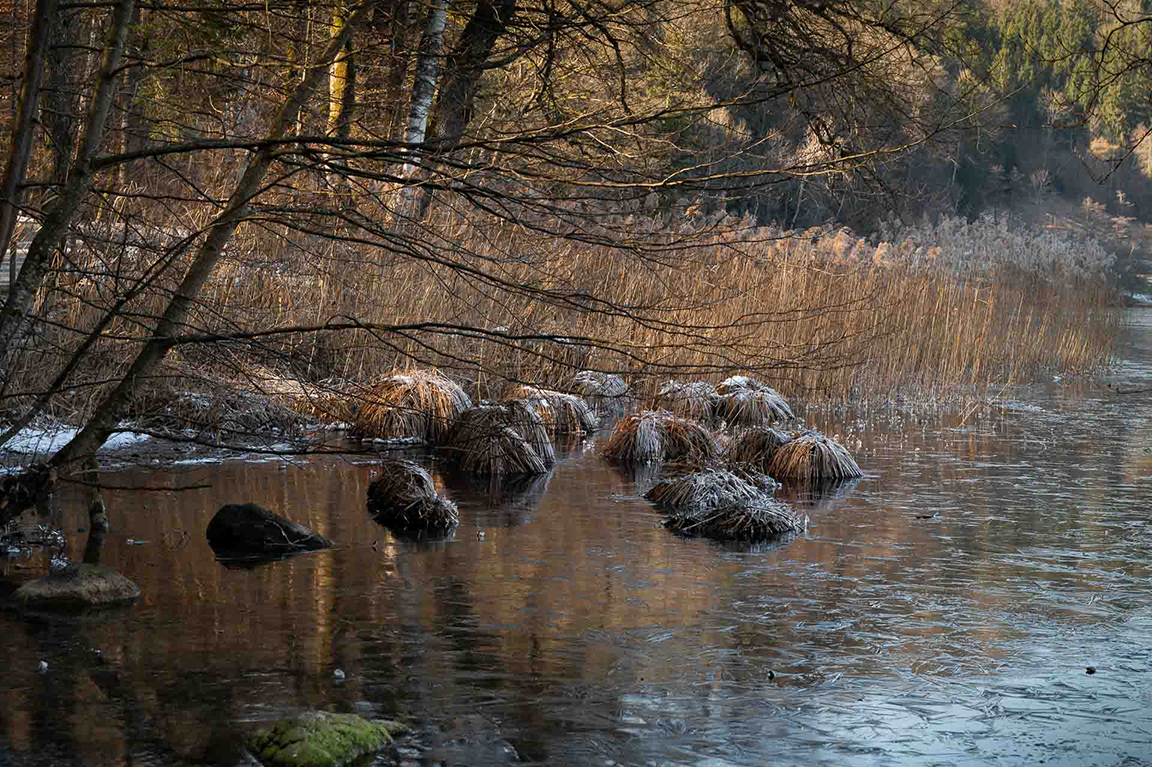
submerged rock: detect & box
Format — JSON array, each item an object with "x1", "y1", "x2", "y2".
[
  {"x1": 247, "y1": 710, "x2": 405, "y2": 767},
  {"x1": 12, "y1": 563, "x2": 140, "y2": 608},
  {"x1": 206, "y1": 503, "x2": 331, "y2": 556}
]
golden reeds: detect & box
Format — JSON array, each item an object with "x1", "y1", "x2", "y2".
[
  {"x1": 367, "y1": 460, "x2": 459, "y2": 534},
  {"x1": 662, "y1": 500, "x2": 808, "y2": 542},
  {"x1": 727, "y1": 427, "x2": 793, "y2": 472},
  {"x1": 766, "y1": 431, "x2": 863, "y2": 481},
  {"x1": 653, "y1": 380, "x2": 717, "y2": 421},
  {"x1": 713, "y1": 376, "x2": 794, "y2": 428},
  {"x1": 601, "y1": 410, "x2": 718, "y2": 465},
  {"x1": 351, "y1": 370, "x2": 471, "y2": 444},
  {"x1": 444, "y1": 402, "x2": 556, "y2": 475},
  {"x1": 502, "y1": 385, "x2": 599, "y2": 433}
]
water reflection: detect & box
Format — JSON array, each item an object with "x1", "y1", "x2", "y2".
[{"x1": 2, "y1": 313, "x2": 1152, "y2": 766}]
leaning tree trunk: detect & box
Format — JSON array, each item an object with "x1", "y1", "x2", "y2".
[{"x1": 41, "y1": 1, "x2": 380, "y2": 476}]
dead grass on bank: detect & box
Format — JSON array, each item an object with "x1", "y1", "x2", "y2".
[
  {"x1": 662, "y1": 499, "x2": 808, "y2": 542},
  {"x1": 367, "y1": 459, "x2": 459, "y2": 534},
  {"x1": 713, "y1": 376, "x2": 794, "y2": 427},
  {"x1": 644, "y1": 469, "x2": 762, "y2": 512},
  {"x1": 653, "y1": 380, "x2": 717, "y2": 422},
  {"x1": 565, "y1": 371, "x2": 631, "y2": 414},
  {"x1": 727, "y1": 427, "x2": 794, "y2": 472}
]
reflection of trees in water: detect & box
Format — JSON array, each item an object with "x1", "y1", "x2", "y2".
[
  {"x1": 436, "y1": 469, "x2": 554, "y2": 527},
  {"x1": 776, "y1": 477, "x2": 862, "y2": 509},
  {"x1": 605, "y1": 461, "x2": 662, "y2": 495}
]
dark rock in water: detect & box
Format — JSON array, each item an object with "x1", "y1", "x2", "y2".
[
  {"x1": 11, "y1": 563, "x2": 140, "y2": 608},
  {"x1": 206, "y1": 503, "x2": 331, "y2": 556},
  {"x1": 247, "y1": 710, "x2": 405, "y2": 767}
]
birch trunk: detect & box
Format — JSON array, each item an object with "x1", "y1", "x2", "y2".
[{"x1": 400, "y1": 0, "x2": 446, "y2": 182}]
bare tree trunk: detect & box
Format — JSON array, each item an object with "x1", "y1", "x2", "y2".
[
  {"x1": 326, "y1": 4, "x2": 357, "y2": 198},
  {"x1": 433, "y1": 0, "x2": 514, "y2": 152},
  {"x1": 44, "y1": 1, "x2": 379, "y2": 474},
  {"x1": 0, "y1": 0, "x2": 135, "y2": 378},
  {"x1": 0, "y1": 0, "x2": 58, "y2": 292},
  {"x1": 399, "y1": 0, "x2": 446, "y2": 190},
  {"x1": 415, "y1": 0, "x2": 514, "y2": 218}
]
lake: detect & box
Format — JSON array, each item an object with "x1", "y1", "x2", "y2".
[{"x1": 3, "y1": 312, "x2": 1151, "y2": 767}]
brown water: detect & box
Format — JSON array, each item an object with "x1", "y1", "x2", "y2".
[{"x1": 3, "y1": 313, "x2": 1152, "y2": 767}]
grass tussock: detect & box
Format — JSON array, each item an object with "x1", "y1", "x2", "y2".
[
  {"x1": 713, "y1": 376, "x2": 794, "y2": 428},
  {"x1": 644, "y1": 469, "x2": 762, "y2": 512},
  {"x1": 602, "y1": 410, "x2": 718, "y2": 465},
  {"x1": 653, "y1": 380, "x2": 717, "y2": 422},
  {"x1": 727, "y1": 427, "x2": 794, "y2": 472},
  {"x1": 367, "y1": 459, "x2": 459, "y2": 534},
  {"x1": 766, "y1": 431, "x2": 863, "y2": 481},
  {"x1": 662, "y1": 500, "x2": 808, "y2": 543},
  {"x1": 503, "y1": 385, "x2": 599, "y2": 433},
  {"x1": 565, "y1": 371, "x2": 631, "y2": 414},
  {"x1": 445, "y1": 401, "x2": 556, "y2": 475},
  {"x1": 351, "y1": 370, "x2": 470, "y2": 444}
]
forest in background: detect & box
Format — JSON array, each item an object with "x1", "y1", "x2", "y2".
[{"x1": 0, "y1": 0, "x2": 1143, "y2": 493}]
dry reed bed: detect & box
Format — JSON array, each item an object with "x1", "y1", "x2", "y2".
[
  {"x1": 7, "y1": 208, "x2": 1119, "y2": 431},
  {"x1": 654, "y1": 380, "x2": 717, "y2": 421},
  {"x1": 662, "y1": 500, "x2": 808, "y2": 542},
  {"x1": 644, "y1": 468, "x2": 805, "y2": 543},
  {"x1": 766, "y1": 431, "x2": 863, "y2": 481}
]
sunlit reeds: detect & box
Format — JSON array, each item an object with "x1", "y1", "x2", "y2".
[
  {"x1": 350, "y1": 370, "x2": 470, "y2": 444},
  {"x1": 8, "y1": 205, "x2": 1120, "y2": 431}
]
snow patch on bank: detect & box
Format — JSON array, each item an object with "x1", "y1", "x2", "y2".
[{"x1": 1, "y1": 424, "x2": 151, "y2": 455}]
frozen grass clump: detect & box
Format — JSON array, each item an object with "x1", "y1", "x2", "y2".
[{"x1": 602, "y1": 410, "x2": 718, "y2": 465}]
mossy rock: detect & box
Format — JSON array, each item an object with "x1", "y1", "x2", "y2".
[
  {"x1": 247, "y1": 711, "x2": 406, "y2": 767},
  {"x1": 12, "y1": 564, "x2": 140, "y2": 609}
]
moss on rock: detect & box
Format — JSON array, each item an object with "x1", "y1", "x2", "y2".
[{"x1": 247, "y1": 711, "x2": 406, "y2": 767}]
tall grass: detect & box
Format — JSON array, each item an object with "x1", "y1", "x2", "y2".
[{"x1": 6, "y1": 205, "x2": 1121, "y2": 427}]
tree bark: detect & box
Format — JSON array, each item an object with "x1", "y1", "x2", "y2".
[
  {"x1": 43, "y1": 1, "x2": 379, "y2": 474},
  {"x1": 0, "y1": 0, "x2": 135, "y2": 376},
  {"x1": 400, "y1": 0, "x2": 446, "y2": 181},
  {"x1": 433, "y1": 0, "x2": 514, "y2": 152},
  {"x1": 0, "y1": 0, "x2": 58, "y2": 293}
]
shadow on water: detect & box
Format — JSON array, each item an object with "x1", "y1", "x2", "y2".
[{"x1": 3, "y1": 311, "x2": 1152, "y2": 766}]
